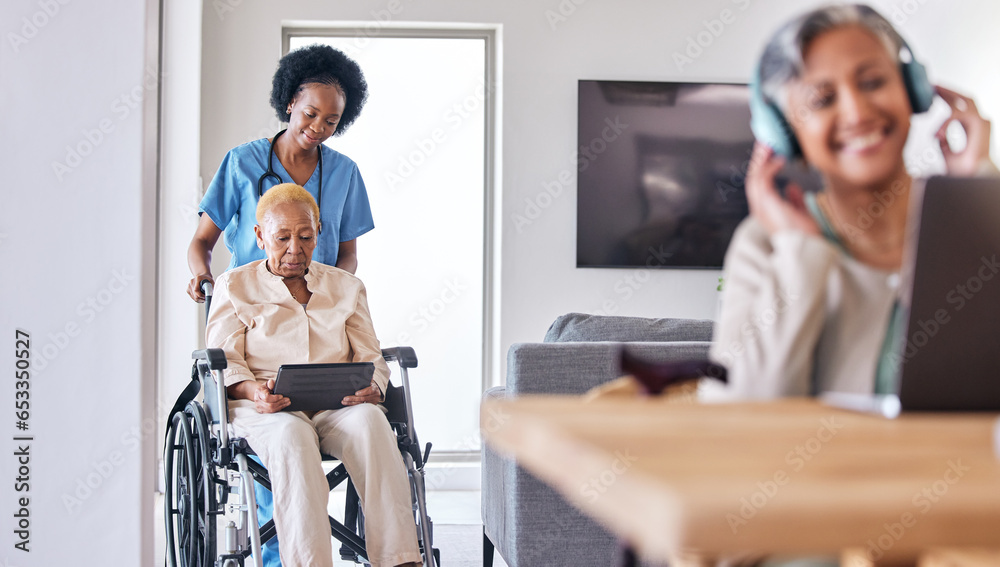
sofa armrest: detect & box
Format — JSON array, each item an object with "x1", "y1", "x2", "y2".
[
  {"x1": 505, "y1": 340, "x2": 711, "y2": 396},
  {"x1": 481, "y1": 386, "x2": 507, "y2": 546}
]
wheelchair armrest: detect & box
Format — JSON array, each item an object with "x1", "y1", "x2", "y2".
[
  {"x1": 381, "y1": 346, "x2": 418, "y2": 369},
  {"x1": 192, "y1": 348, "x2": 228, "y2": 371}
]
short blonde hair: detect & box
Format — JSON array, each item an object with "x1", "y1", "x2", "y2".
[{"x1": 256, "y1": 183, "x2": 320, "y2": 229}]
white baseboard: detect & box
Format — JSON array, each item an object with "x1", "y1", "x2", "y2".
[
  {"x1": 321, "y1": 454, "x2": 482, "y2": 492},
  {"x1": 160, "y1": 454, "x2": 483, "y2": 495},
  {"x1": 424, "y1": 460, "x2": 482, "y2": 491}
]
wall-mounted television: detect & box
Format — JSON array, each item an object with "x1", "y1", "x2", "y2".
[{"x1": 577, "y1": 80, "x2": 758, "y2": 269}]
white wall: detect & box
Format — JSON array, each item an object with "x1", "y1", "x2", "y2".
[
  {"x1": 197, "y1": 0, "x2": 1000, "y2": 386},
  {"x1": 0, "y1": 0, "x2": 156, "y2": 564},
  {"x1": 158, "y1": 0, "x2": 204, "y2": 463}
]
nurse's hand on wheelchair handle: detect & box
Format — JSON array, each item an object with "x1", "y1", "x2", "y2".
[
  {"x1": 188, "y1": 273, "x2": 214, "y2": 303},
  {"x1": 342, "y1": 381, "x2": 381, "y2": 406}
]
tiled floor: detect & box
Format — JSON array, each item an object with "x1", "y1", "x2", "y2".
[{"x1": 157, "y1": 489, "x2": 508, "y2": 566}]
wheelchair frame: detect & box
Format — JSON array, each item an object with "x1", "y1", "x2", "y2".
[{"x1": 164, "y1": 312, "x2": 439, "y2": 567}]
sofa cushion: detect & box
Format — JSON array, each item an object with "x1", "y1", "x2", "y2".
[
  {"x1": 543, "y1": 312, "x2": 714, "y2": 343},
  {"x1": 507, "y1": 341, "x2": 711, "y2": 395}
]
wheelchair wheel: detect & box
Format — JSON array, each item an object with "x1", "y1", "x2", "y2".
[{"x1": 164, "y1": 403, "x2": 217, "y2": 567}]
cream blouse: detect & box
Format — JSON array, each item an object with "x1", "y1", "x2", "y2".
[{"x1": 205, "y1": 259, "x2": 390, "y2": 394}]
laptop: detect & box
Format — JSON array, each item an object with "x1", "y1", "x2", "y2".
[
  {"x1": 823, "y1": 176, "x2": 1000, "y2": 416},
  {"x1": 895, "y1": 175, "x2": 1000, "y2": 411}
]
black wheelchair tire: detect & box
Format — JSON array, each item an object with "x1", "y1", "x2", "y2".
[
  {"x1": 164, "y1": 403, "x2": 217, "y2": 567},
  {"x1": 165, "y1": 410, "x2": 197, "y2": 567}
]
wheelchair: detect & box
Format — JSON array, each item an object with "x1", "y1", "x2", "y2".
[{"x1": 164, "y1": 282, "x2": 440, "y2": 567}]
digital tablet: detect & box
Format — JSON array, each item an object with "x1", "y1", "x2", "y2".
[{"x1": 272, "y1": 362, "x2": 375, "y2": 412}]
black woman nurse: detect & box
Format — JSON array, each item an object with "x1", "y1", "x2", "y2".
[
  {"x1": 187, "y1": 44, "x2": 372, "y2": 302},
  {"x1": 185, "y1": 44, "x2": 372, "y2": 567}
]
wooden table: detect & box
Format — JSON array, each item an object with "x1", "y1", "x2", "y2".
[{"x1": 481, "y1": 396, "x2": 1000, "y2": 564}]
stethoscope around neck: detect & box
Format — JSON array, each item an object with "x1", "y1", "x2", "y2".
[{"x1": 257, "y1": 128, "x2": 324, "y2": 233}]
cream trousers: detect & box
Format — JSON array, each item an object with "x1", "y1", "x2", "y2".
[{"x1": 230, "y1": 400, "x2": 422, "y2": 567}]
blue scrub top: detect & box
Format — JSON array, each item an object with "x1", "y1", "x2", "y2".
[{"x1": 199, "y1": 138, "x2": 375, "y2": 271}]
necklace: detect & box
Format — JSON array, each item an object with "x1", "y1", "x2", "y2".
[
  {"x1": 286, "y1": 279, "x2": 309, "y2": 303},
  {"x1": 816, "y1": 193, "x2": 904, "y2": 254},
  {"x1": 265, "y1": 261, "x2": 310, "y2": 302}
]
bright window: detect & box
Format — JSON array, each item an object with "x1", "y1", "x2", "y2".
[{"x1": 288, "y1": 33, "x2": 490, "y2": 453}]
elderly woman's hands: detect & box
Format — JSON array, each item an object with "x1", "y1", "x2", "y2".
[
  {"x1": 935, "y1": 86, "x2": 995, "y2": 176},
  {"x1": 227, "y1": 379, "x2": 291, "y2": 414},
  {"x1": 745, "y1": 142, "x2": 822, "y2": 237},
  {"x1": 342, "y1": 381, "x2": 382, "y2": 406},
  {"x1": 252, "y1": 380, "x2": 291, "y2": 413},
  {"x1": 226, "y1": 378, "x2": 380, "y2": 412}
]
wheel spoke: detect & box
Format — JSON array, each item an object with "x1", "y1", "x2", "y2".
[{"x1": 188, "y1": 402, "x2": 217, "y2": 567}]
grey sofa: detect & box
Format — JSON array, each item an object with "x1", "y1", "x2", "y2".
[{"x1": 481, "y1": 312, "x2": 715, "y2": 567}]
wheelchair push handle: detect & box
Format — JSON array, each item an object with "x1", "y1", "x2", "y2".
[{"x1": 200, "y1": 278, "x2": 214, "y2": 317}]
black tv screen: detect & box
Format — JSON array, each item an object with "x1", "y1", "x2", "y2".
[{"x1": 577, "y1": 80, "x2": 754, "y2": 269}]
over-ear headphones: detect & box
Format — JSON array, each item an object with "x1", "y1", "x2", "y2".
[{"x1": 749, "y1": 38, "x2": 935, "y2": 159}]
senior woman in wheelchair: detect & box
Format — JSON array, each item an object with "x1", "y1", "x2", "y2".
[{"x1": 206, "y1": 183, "x2": 422, "y2": 567}]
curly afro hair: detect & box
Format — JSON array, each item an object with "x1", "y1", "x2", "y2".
[{"x1": 269, "y1": 44, "x2": 369, "y2": 136}]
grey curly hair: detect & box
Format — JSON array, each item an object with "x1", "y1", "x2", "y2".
[{"x1": 759, "y1": 4, "x2": 908, "y2": 113}]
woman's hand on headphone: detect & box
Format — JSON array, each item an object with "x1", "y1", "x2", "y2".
[
  {"x1": 746, "y1": 142, "x2": 821, "y2": 237},
  {"x1": 935, "y1": 86, "x2": 995, "y2": 176}
]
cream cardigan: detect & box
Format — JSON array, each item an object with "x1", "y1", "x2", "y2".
[{"x1": 709, "y1": 217, "x2": 901, "y2": 399}]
